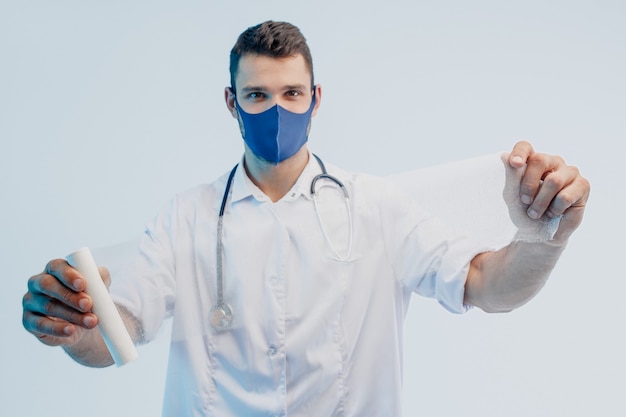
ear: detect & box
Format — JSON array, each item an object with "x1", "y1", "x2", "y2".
[
  {"x1": 311, "y1": 84, "x2": 322, "y2": 117},
  {"x1": 224, "y1": 87, "x2": 238, "y2": 119}
]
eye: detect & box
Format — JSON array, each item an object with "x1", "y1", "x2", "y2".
[
  {"x1": 246, "y1": 92, "x2": 266, "y2": 101},
  {"x1": 285, "y1": 90, "x2": 302, "y2": 98}
]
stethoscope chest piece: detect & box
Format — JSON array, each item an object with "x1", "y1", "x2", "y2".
[{"x1": 210, "y1": 303, "x2": 233, "y2": 332}]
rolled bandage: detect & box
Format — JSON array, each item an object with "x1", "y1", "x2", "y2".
[{"x1": 66, "y1": 247, "x2": 139, "y2": 366}]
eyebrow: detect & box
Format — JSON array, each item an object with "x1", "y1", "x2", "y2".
[
  {"x1": 239, "y1": 86, "x2": 266, "y2": 94},
  {"x1": 283, "y1": 84, "x2": 309, "y2": 91},
  {"x1": 239, "y1": 84, "x2": 309, "y2": 94}
]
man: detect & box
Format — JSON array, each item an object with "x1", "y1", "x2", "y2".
[{"x1": 22, "y1": 21, "x2": 589, "y2": 416}]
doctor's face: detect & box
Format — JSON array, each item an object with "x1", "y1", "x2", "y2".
[{"x1": 226, "y1": 53, "x2": 321, "y2": 117}]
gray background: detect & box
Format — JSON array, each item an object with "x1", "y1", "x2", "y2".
[{"x1": 1, "y1": 1, "x2": 624, "y2": 416}]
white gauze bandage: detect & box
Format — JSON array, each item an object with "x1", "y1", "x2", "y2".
[
  {"x1": 388, "y1": 153, "x2": 560, "y2": 250},
  {"x1": 66, "y1": 247, "x2": 139, "y2": 366}
]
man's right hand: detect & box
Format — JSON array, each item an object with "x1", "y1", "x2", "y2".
[{"x1": 22, "y1": 259, "x2": 109, "y2": 347}]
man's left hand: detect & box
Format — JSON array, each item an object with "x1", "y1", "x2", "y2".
[{"x1": 508, "y1": 140, "x2": 590, "y2": 243}]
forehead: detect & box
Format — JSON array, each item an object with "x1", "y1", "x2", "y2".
[{"x1": 235, "y1": 53, "x2": 312, "y2": 90}]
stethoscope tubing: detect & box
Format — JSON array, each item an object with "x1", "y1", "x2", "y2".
[{"x1": 212, "y1": 154, "x2": 352, "y2": 332}]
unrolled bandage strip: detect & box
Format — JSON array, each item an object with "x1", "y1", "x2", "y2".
[
  {"x1": 66, "y1": 247, "x2": 139, "y2": 366},
  {"x1": 388, "y1": 153, "x2": 560, "y2": 249}
]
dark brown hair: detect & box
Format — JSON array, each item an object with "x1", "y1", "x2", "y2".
[{"x1": 229, "y1": 21, "x2": 314, "y2": 91}]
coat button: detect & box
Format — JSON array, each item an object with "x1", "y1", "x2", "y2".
[{"x1": 266, "y1": 345, "x2": 278, "y2": 357}]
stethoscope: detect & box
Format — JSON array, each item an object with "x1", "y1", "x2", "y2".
[{"x1": 209, "y1": 154, "x2": 353, "y2": 332}]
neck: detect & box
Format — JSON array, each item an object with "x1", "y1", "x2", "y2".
[{"x1": 243, "y1": 146, "x2": 309, "y2": 202}]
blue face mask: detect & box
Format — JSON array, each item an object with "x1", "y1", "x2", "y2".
[{"x1": 235, "y1": 92, "x2": 316, "y2": 164}]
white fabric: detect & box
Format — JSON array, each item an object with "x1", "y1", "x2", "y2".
[
  {"x1": 109, "y1": 152, "x2": 488, "y2": 417},
  {"x1": 389, "y1": 153, "x2": 560, "y2": 250},
  {"x1": 95, "y1": 153, "x2": 559, "y2": 270},
  {"x1": 66, "y1": 247, "x2": 138, "y2": 366}
]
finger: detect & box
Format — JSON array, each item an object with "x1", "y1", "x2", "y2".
[
  {"x1": 44, "y1": 259, "x2": 87, "y2": 292},
  {"x1": 98, "y1": 266, "x2": 111, "y2": 288},
  {"x1": 528, "y1": 166, "x2": 583, "y2": 218},
  {"x1": 24, "y1": 274, "x2": 93, "y2": 314},
  {"x1": 553, "y1": 193, "x2": 589, "y2": 242},
  {"x1": 27, "y1": 272, "x2": 93, "y2": 313},
  {"x1": 509, "y1": 140, "x2": 535, "y2": 168},
  {"x1": 536, "y1": 170, "x2": 590, "y2": 220},
  {"x1": 22, "y1": 310, "x2": 77, "y2": 345},
  {"x1": 23, "y1": 291, "x2": 97, "y2": 329},
  {"x1": 519, "y1": 153, "x2": 566, "y2": 209},
  {"x1": 23, "y1": 309, "x2": 73, "y2": 337}
]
